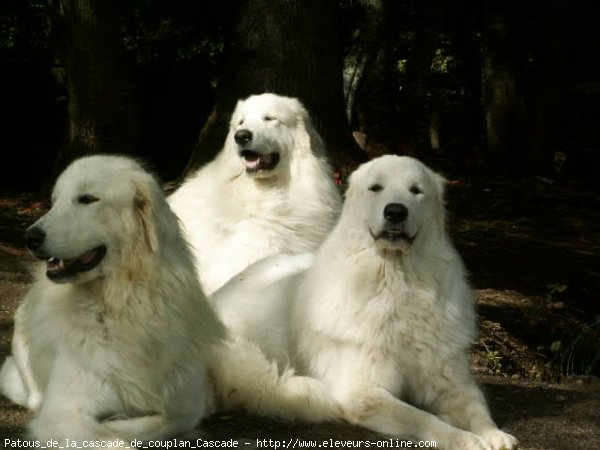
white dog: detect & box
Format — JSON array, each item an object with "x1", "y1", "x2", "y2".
[
  {"x1": 212, "y1": 156, "x2": 518, "y2": 450},
  {"x1": 168, "y1": 93, "x2": 342, "y2": 295},
  {"x1": 0, "y1": 155, "x2": 339, "y2": 448}
]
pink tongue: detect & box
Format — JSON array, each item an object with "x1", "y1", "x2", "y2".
[
  {"x1": 245, "y1": 155, "x2": 261, "y2": 169},
  {"x1": 46, "y1": 249, "x2": 97, "y2": 272},
  {"x1": 78, "y1": 249, "x2": 97, "y2": 264}
]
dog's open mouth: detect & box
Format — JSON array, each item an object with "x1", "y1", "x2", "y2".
[
  {"x1": 44, "y1": 245, "x2": 107, "y2": 281},
  {"x1": 240, "y1": 150, "x2": 280, "y2": 172}
]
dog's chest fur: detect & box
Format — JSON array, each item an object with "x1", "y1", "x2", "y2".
[
  {"x1": 176, "y1": 161, "x2": 339, "y2": 294},
  {"x1": 303, "y1": 248, "x2": 475, "y2": 392}
]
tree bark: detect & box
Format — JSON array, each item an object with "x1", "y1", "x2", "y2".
[
  {"x1": 342, "y1": 0, "x2": 385, "y2": 126},
  {"x1": 51, "y1": 0, "x2": 142, "y2": 178},
  {"x1": 482, "y1": 0, "x2": 526, "y2": 175},
  {"x1": 454, "y1": 0, "x2": 484, "y2": 156},
  {"x1": 184, "y1": 0, "x2": 366, "y2": 177},
  {"x1": 527, "y1": 0, "x2": 568, "y2": 176},
  {"x1": 395, "y1": 0, "x2": 444, "y2": 157},
  {"x1": 352, "y1": 0, "x2": 444, "y2": 159}
]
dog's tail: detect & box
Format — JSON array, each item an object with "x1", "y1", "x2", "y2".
[{"x1": 208, "y1": 338, "x2": 341, "y2": 423}]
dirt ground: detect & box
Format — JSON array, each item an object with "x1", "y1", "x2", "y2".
[{"x1": 0, "y1": 176, "x2": 599, "y2": 449}]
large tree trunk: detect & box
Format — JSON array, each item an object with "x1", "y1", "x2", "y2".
[
  {"x1": 454, "y1": 0, "x2": 485, "y2": 159},
  {"x1": 351, "y1": 0, "x2": 404, "y2": 158},
  {"x1": 342, "y1": 0, "x2": 385, "y2": 127},
  {"x1": 527, "y1": 0, "x2": 568, "y2": 176},
  {"x1": 352, "y1": 0, "x2": 444, "y2": 159},
  {"x1": 184, "y1": 0, "x2": 366, "y2": 177},
  {"x1": 51, "y1": 0, "x2": 141, "y2": 178},
  {"x1": 482, "y1": 0, "x2": 526, "y2": 175},
  {"x1": 395, "y1": 0, "x2": 445, "y2": 157}
]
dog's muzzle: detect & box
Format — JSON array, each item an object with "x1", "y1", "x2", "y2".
[
  {"x1": 370, "y1": 228, "x2": 416, "y2": 245},
  {"x1": 234, "y1": 129, "x2": 281, "y2": 173},
  {"x1": 239, "y1": 150, "x2": 280, "y2": 172},
  {"x1": 24, "y1": 226, "x2": 107, "y2": 282},
  {"x1": 370, "y1": 203, "x2": 417, "y2": 245}
]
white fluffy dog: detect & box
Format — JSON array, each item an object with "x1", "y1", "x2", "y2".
[
  {"x1": 212, "y1": 156, "x2": 518, "y2": 450},
  {"x1": 0, "y1": 155, "x2": 339, "y2": 448},
  {"x1": 168, "y1": 93, "x2": 342, "y2": 295}
]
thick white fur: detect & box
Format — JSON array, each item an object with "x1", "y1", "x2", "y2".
[
  {"x1": 212, "y1": 156, "x2": 518, "y2": 450},
  {"x1": 168, "y1": 93, "x2": 342, "y2": 295},
  {"x1": 0, "y1": 155, "x2": 339, "y2": 448}
]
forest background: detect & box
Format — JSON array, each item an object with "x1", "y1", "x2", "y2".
[{"x1": 0, "y1": 0, "x2": 599, "y2": 409}]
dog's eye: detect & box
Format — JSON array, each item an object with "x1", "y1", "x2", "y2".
[
  {"x1": 368, "y1": 184, "x2": 383, "y2": 192},
  {"x1": 78, "y1": 194, "x2": 99, "y2": 205},
  {"x1": 409, "y1": 185, "x2": 422, "y2": 195},
  {"x1": 238, "y1": 119, "x2": 244, "y2": 126},
  {"x1": 264, "y1": 115, "x2": 276, "y2": 121}
]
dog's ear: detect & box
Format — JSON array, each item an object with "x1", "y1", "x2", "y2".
[
  {"x1": 295, "y1": 108, "x2": 326, "y2": 157},
  {"x1": 433, "y1": 171, "x2": 447, "y2": 201},
  {"x1": 429, "y1": 169, "x2": 448, "y2": 229},
  {"x1": 344, "y1": 160, "x2": 369, "y2": 200},
  {"x1": 133, "y1": 181, "x2": 159, "y2": 253}
]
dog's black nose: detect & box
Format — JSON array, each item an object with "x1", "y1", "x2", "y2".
[
  {"x1": 234, "y1": 129, "x2": 253, "y2": 145},
  {"x1": 24, "y1": 227, "x2": 46, "y2": 251},
  {"x1": 383, "y1": 203, "x2": 408, "y2": 224}
]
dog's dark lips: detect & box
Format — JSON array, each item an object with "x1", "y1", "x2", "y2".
[
  {"x1": 42, "y1": 245, "x2": 107, "y2": 281},
  {"x1": 240, "y1": 150, "x2": 280, "y2": 172},
  {"x1": 370, "y1": 228, "x2": 416, "y2": 244}
]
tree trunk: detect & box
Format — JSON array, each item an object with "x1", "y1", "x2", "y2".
[
  {"x1": 396, "y1": 0, "x2": 445, "y2": 157},
  {"x1": 342, "y1": 0, "x2": 385, "y2": 126},
  {"x1": 184, "y1": 0, "x2": 366, "y2": 177},
  {"x1": 454, "y1": 0, "x2": 484, "y2": 157},
  {"x1": 482, "y1": 0, "x2": 526, "y2": 175},
  {"x1": 353, "y1": 0, "x2": 444, "y2": 159},
  {"x1": 351, "y1": 0, "x2": 402, "y2": 158},
  {"x1": 527, "y1": 0, "x2": 568, "y2": 176},
  {"x1": 51, "y1": 0, "x2": 141, "y2": 178}
]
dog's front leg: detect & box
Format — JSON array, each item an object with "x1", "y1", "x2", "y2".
[
  {"x1": 431, "y1": 376, "x2": 518, "y2": 450},
  {"x1": 101, "y1": 413, "x2": 201, "y2": 444},
  {"x1": 11, "y1": 327, "x2": 43, "y2": 410},
  {"x1": 339, "y1": 384, "x2": 493, "y2": 450},
  {"x1": 0, "y1": 356, "x2": 30, "y2": 407},
  {"x1": 0, "y1": 325, "x2": 43, "y2": 410}
]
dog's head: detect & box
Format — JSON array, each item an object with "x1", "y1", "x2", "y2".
[
  {"x1": 344, "y1": 155, "x2": 447, "y2": 254},
  {"x1": 227, "y1": 93, "x2": 324, "y2": 179},
  {"x1": 23, "y1": 155, "x2": 177, "y2": 284}
]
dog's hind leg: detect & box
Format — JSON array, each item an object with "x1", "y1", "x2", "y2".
[
  {"x1": 29, "y1": 402, "x2": 200, "y2": 447},
  {"x1": 102, "y1": 413, "x2": 202, "y2": 443},
  {"x1": 208, "y1": 339, "x2": 342, "y2": 422}
]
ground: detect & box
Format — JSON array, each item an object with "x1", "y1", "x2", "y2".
[{"x1": 0, "y1": 177, "x2": 599, "y2": 449}]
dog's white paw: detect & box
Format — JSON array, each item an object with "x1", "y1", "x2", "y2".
[
  {"x1": 478, "y1": 428, "x2": 518, "y2": 450},
  {"x1": 442, "y1": 429, "x2": 492, "y2": 450}
]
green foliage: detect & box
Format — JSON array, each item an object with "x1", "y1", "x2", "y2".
[
  {"x1": 545, "y1": 283, "x2": 568, "y2": 300},
  {"x1": 121, "y1": 0, "x2": 227, "y2": 71},
  {"x1": 485, "y1": 350, "x2": 503, "y2": 375},
  {"x1": 563, "y1": 315, "x2": 600, "y2": 377},
  {"x1": 0, "y1": 0, "x2": 50, "y2": 57}
]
